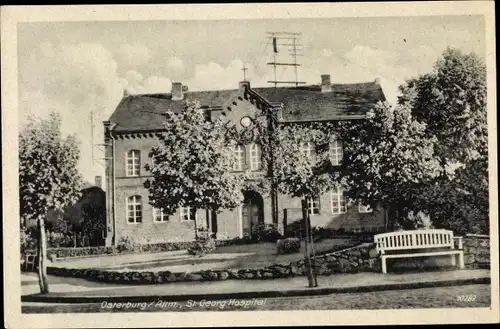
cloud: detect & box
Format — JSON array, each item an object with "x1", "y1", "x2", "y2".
[
  {"x1": 19, "y1": 42, "x2": 125, "y2": 182},
  {"x1": 184, "y1": 59, "x2": 270, "y2": 91},
  {"x1": 166, "y1": 56, "x2": 184, "y2": 72},
  {"x1": 322, "y1": 49, "x2": 333, "y2": 57},
  {"x1": 122, "y1": 69, "x2": 172, "y2": 94},
  {"x1": 117, "y1": 43, "x2": 152, "y2": 69}
]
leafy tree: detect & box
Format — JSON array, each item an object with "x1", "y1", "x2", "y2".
[
  {"x1": 399, "y1": 47, "x2": 487, "y2": 169},
  {"x1": 144, "y1": 101, "x2": 245, "y2": 239},
  {"x1": 335, "y1": 101, "x2": 441, "y2": 228},
  {"x1": 19, "y1": 112, "x2": 83, "y2": 293},
  {"x1": 272, "y1": 123, "x2": 342, "y2": 287},
  {"x1": 398, "y1": 48, "x2": 488, "y2": 233}
]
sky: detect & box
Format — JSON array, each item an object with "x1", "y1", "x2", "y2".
[{"x1": 17, "y1": 15, "x2": 486, "y2": 184}]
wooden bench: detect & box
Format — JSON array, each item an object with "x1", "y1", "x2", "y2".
[{"x1": 374, "y1": 229, "x2": 465, "y2": 273}]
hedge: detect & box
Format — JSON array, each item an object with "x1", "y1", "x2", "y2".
[{"x1": 23, "y1": 236, "x2": 260, "y2": 259}]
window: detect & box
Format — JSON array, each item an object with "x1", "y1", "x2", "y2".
[
  {"x1": 232, "y1": 145, "x2": 246, "y2": 171},
  {"x1": 180, "y1": 206, "x2": 197, "y2": 221},
  {"x1": 330, "y1": 139, "x2": 343, "y2": 166},
  {"x1": 250, "y1": 143, "x2": 262, "y2": 170},
  {"x1": 358, "y1": 203, "x2": 373, "y2": 213},
  {"x1": 126, "y1": 150, "x2": 141, "y2": 176},
  {"x1": 300, "y1": 142, "x2": 313, "y2": 157},
  {"x1": 331, "y1": 187, "x2": 346, "y2": 214},
  {"x1": 126, "y1": 195, "x2": 142, "y2": 223},
  {"x1": 153, "y1": 207, "x2": 169, "y2": 222},
  {"x1": 307, "y1": 197, "x2": 320, "y2": 215}
]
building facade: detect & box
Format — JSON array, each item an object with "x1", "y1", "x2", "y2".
[{"x1": 104, "y1": 75, "x2": 387, "y2": 246}]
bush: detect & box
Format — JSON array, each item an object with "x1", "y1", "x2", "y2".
[
  {"x1": 116, "y1": 236, "x2": 142, "y2": 253},
  {"x1": 47, "y1": 231, "x2": 74, "y2": 248},
  {"x1": 252, "y1": 223, "x2": 282, "y2": 242},
  {"x1": 187, "y1": 228, "x2": 216, "y2": 257},
  {"x1": 276, "y1": 237, "x2": 301, "y2": 255}
]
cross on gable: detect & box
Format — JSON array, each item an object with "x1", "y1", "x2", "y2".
[{"x1": 241, "y1": 65, "x2": 248, "y2": 81}]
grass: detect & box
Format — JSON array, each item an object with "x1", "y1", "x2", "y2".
[
  {"x1": 21, "y1": 284, "x2": 491, "y2": 313},
  {"x1": 51, "y1": 238, "x2": 357, "y2": 272},
  {"x1": 211, "y1": 238, "x2": 356, "y2": 269}
]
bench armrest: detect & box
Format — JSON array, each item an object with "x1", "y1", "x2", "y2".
[{"x1": 453, "y1": 236, "x2": 463, "y2": 249}]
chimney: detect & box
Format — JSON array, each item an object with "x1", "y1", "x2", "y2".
[
  {"x1": 123, "y1": 89, "x2": 129, "y2": 97},
  {"x1": 95, "y1": 175, "x2": 102, "y2": 189},
  {"x1": 171, "y1": 82, "x2": 184, "y2": 100},
  {"x1": 321, "y1": 74, "x2": 331, "y2": 93},
  {"x1": 374, "y1": 78, "x2": 381, "y2": 84},
  {"x1": 239, "y1": 80, "x2": 250, "y2": 92}
]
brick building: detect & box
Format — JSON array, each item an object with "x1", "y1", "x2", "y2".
[{"x1": 103, "y1": 75, "x2": 387, "y2": 246}]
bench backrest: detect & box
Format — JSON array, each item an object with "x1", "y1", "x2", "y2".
[{"x1": 374, "y1": 229, "x2": 454, "y2": 254}]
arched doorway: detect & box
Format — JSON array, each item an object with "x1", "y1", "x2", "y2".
[{"x1": 241, "y1": 190, "x2": 264, "y2": 237}]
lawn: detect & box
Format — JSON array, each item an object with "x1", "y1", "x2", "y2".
[{"x1": 50, "y1": 238, "x2": 357, "y2": 273}]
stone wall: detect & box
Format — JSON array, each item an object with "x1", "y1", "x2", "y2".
[{"x1": 463, "y1": 234, "x2": 490, "y2": 269}]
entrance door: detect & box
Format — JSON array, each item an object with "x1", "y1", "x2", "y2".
[{"x1": 241, "y1": 191, "x2": 264, "y2": 237}]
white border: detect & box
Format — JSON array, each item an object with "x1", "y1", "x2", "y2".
[{"x1": 2, "y1": 2, "x2": 498, "y2": 327}]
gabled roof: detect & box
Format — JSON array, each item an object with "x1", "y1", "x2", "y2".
[{"x1": 108, "y1": 81, "x2": 385, "y2": 132}]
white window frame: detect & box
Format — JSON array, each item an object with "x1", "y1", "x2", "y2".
[
  {"x1": 126, "y1": 150, "x2": 141, "y2": 177},
  {"x1": 180, "y1": 206, "x2": 197, "y2": 221},
  {"x1": 250, "y1": 143, "x2": 262, "y2": 171},
  {"x1": 358, "y1": 203, "x2": 373, "y2": 213},
  {"x1": 330, "y1": 187, "x2": 347, "y2": 214},
  {"x1": 126, "y1": 195, "x2": 142, "y2": 224},
  {"x1": 308, "y1": 197, "x2": 320, "y2": 215},
  {"x1": 330, "y1": 139, "x2": 343, "y2": 166},
  {"x1": 300, "y1": 142, "x2": 313, "y2": 158},
  {"x1": 153, "y1": 207, "x2": 169, "y2": 222},
  {"x1": 233, "y1": 144, "x2": 245, "y2": 171}
]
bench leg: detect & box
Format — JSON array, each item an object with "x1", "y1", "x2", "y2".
[
  {"x1": 381, "y1": 257, "x2": 387, "y2": 274},
  {"x1": 458, "y1": 252, "x2": 465, "y2": 269},
  {"x1": 451, "y1": 254, "x2": 456, "y2": 267}
]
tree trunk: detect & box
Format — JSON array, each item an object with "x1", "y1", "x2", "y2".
[
  {"x1": 301, "y1": 199, "x2": 315, "y2": 288},
  {"x1": 306, "y1": 209, "x2": 318, "y2": 287},
  {"x1": 193, "y1": 208, "x2": 198, "y2": 239},
  {"x1": 37, "y1": 216, "x2": 49, "y2": 294}
]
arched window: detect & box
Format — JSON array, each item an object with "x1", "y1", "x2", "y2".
[
  {"x1": 330, "y1": 139, "x2": 343, "y2": 166},
  {"x1": 126, "y1": 150, "x2": 141, "y2": 176},
  {"x1": 126, "y1": 195, "x2": 142, "y2": 223},
  {"x1": 232, "y1": 144, "x2": 246, "y2": 171},
  {"x1": 250, "y1": 143, "x2": 262, "y2": 170},
  {"x1": 300, "y1": 142, "x2": 313, "y2": 158}
]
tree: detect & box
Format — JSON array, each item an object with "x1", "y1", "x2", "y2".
[
  {"x1": 398, "y1": 48, "x2": 488, "y2": 233},
  {"x1": 335, "y1": 101, "x2": 441, "y2": 229},
  {"x1": 399, "y1": 48, "x2": 487, "y2": 168},
  {"x1": 144, "y1": 101, "x2": 245, "y2": 239},
  {"x1": 19, "y1": 112, "x2": 83, "y2": 293},
  {"x1": 272, "y1": 124, "x2": 341, "y2": 287}
]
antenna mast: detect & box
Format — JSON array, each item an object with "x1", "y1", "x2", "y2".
[{"x1": 266, "y1": 32, "x2": 306, "y2": 87}]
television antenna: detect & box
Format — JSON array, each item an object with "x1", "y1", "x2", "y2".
[{"x1": 266, "y1": 32, "x2": 306, "y2": 87}]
